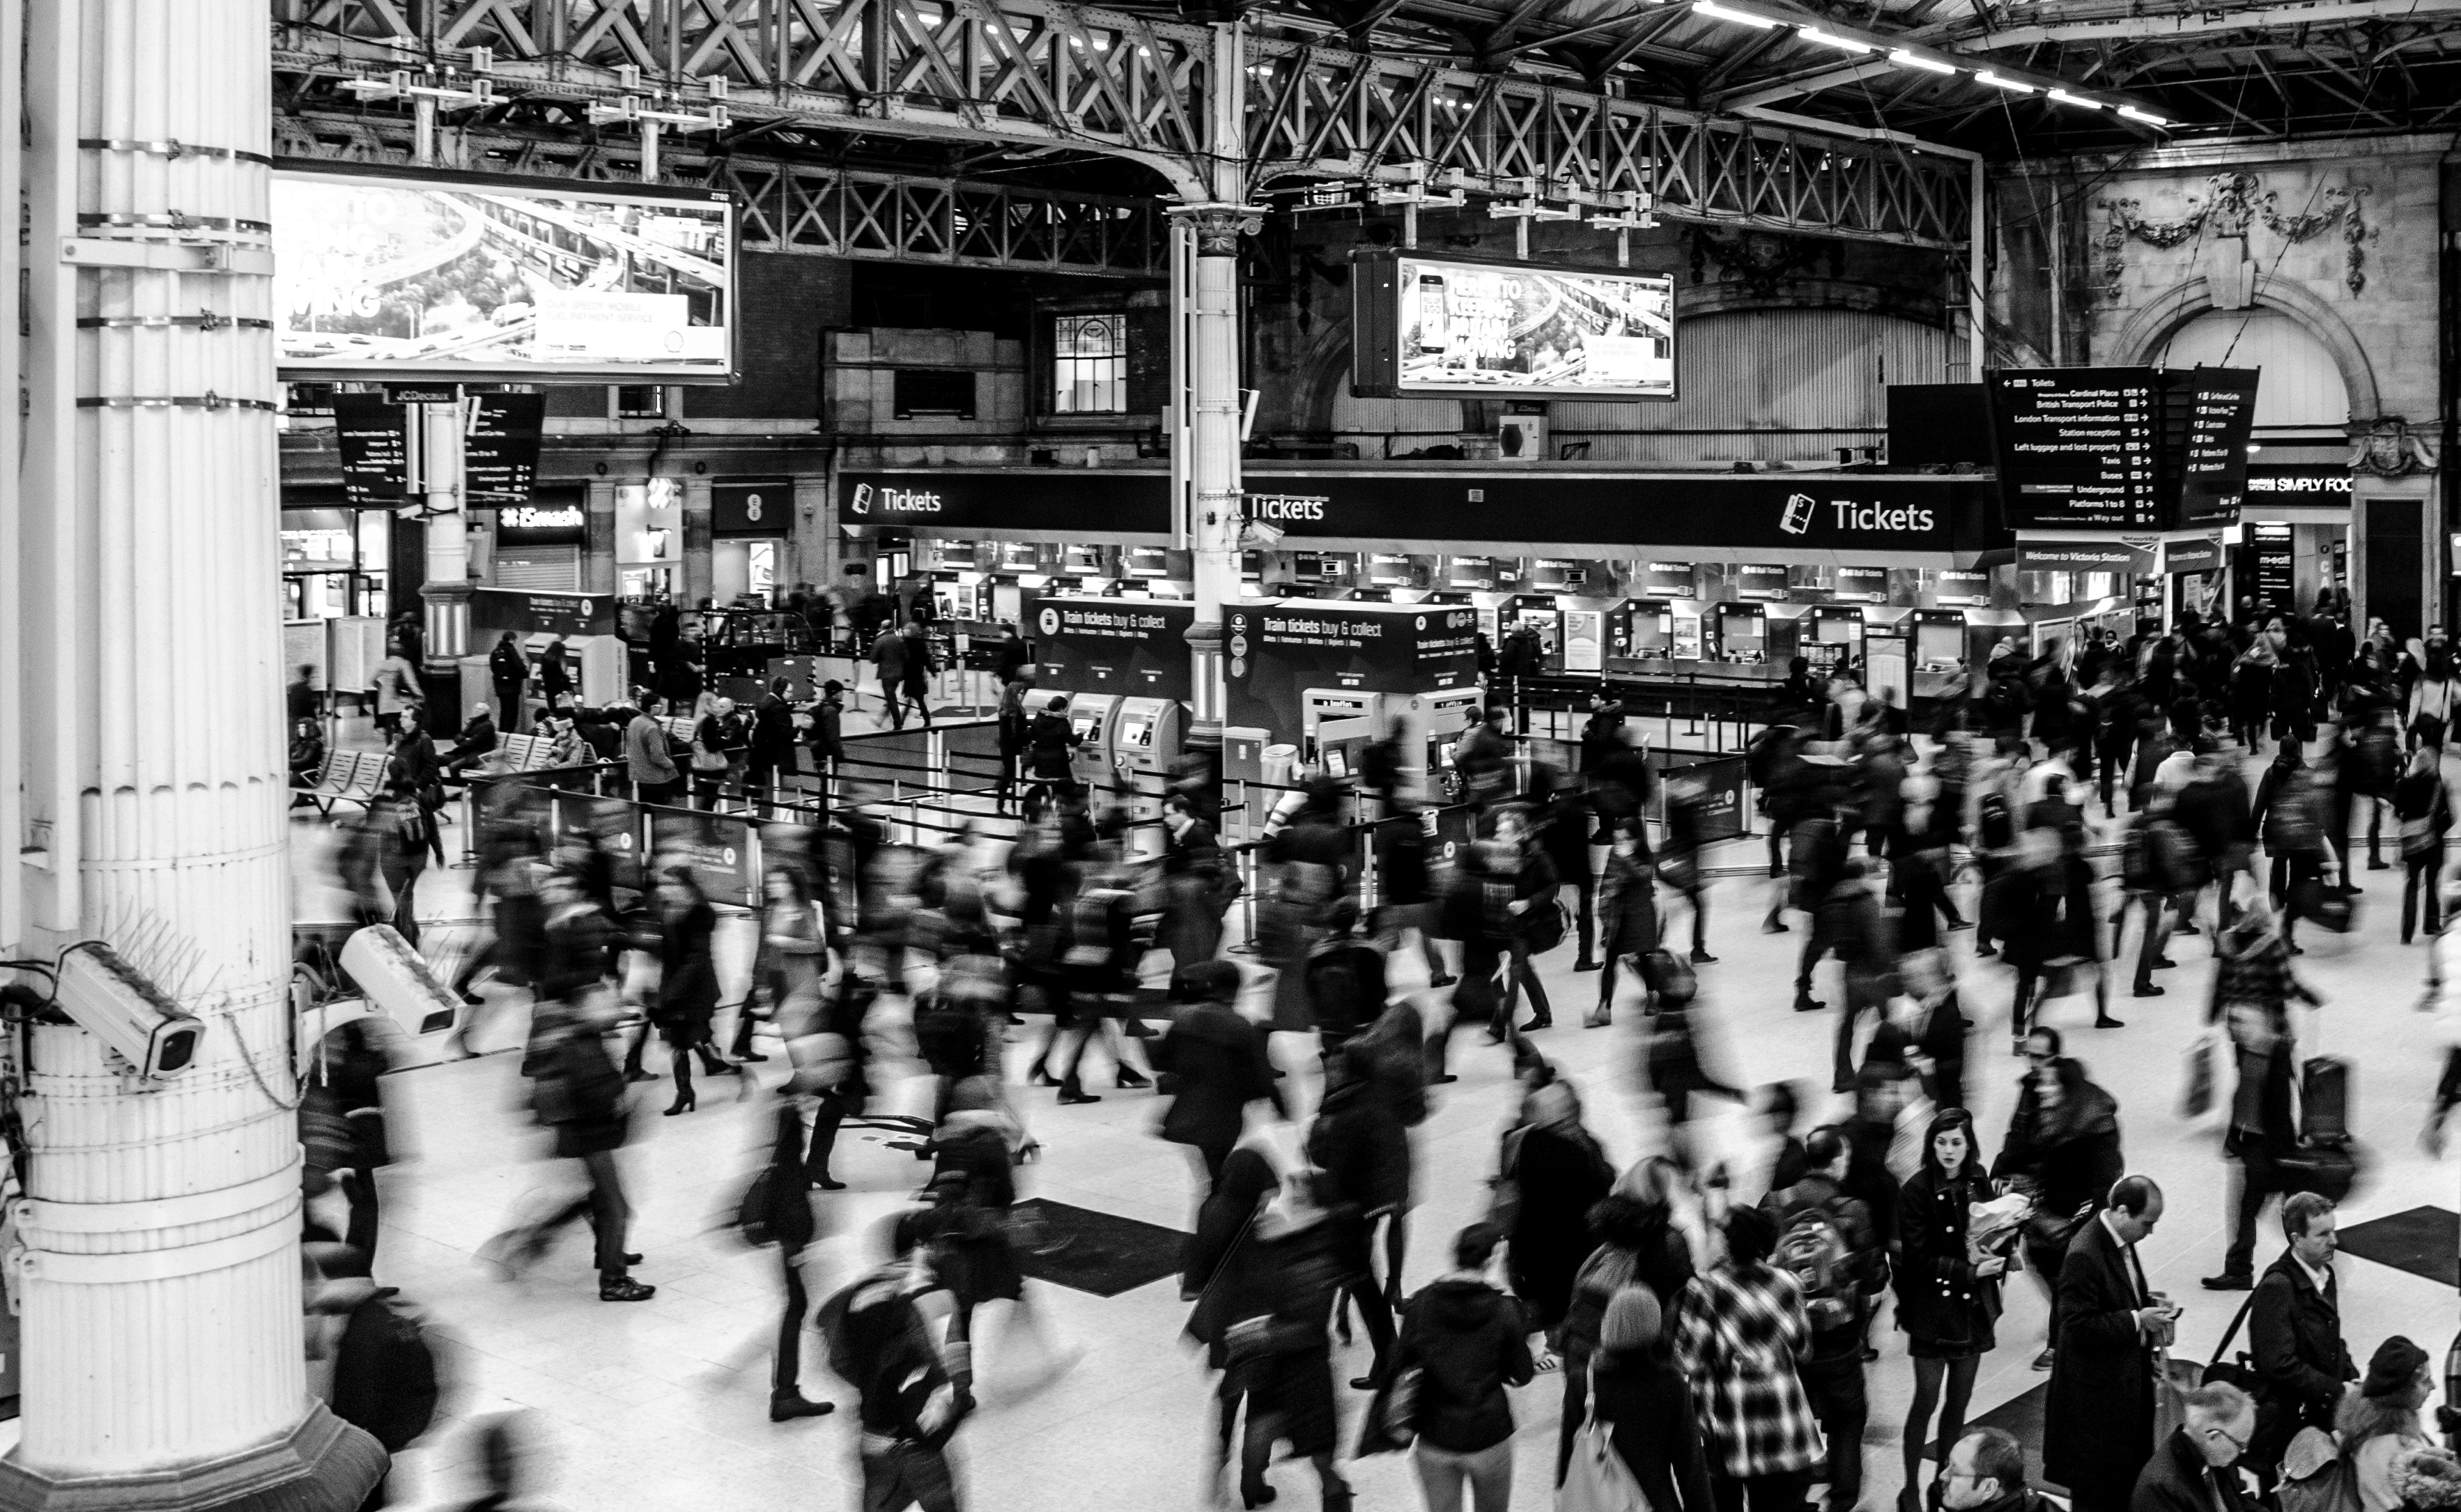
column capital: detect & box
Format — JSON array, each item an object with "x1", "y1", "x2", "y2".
[{"x1": 1172, "y1": 203, "x2": 1265, "y2": 255}]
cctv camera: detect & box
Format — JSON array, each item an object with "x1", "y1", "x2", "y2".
[
  {"x1": 341, "y1": 925, "x2": 463, "y2": 1039},
  {"x1": 1247, "y1": 518, "x2": 1286, "y2": 547},
  {"x1": 54, "y1": 944, "x2": 206, "y2": 1079}
]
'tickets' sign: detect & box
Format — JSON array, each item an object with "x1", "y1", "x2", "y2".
[
  {"x1": 1031, "y1": 597, "x2": 1194, "y2": 700},
  {"x1": 837, "y1": 470, "x2": 2000, "y2": 553}
]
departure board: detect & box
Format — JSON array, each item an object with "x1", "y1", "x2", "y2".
[
  {"x1": 2167, "y1": 368, "x2": 2261, "y2": 524},
  {"x1": 1988, "y1": 368, "x2": 2161, "y2": 528}
]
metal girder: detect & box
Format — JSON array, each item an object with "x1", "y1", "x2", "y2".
[
  {"x1": 1922, "y1": 0, "x2": 2461, "y2": 50},
  {"x1": 273, "y1": 0, "x2": 1977, "y2": 248},
  {"x1": 274, "y1": 0, "x2": 1224, "y2": 196},
  {"x1": 1720, "y1": 58, "x2": 1901, "y2": 111},
  {"x1": 1244, "y1": 43, "x2": 1975, "y2": 247},
  {"x1": 273, "y1": 113, "x2": 1168, "y2": 276}
]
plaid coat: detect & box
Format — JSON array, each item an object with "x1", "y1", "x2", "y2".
[{"x1": 1670, "y1": 1262, "x2": 1826, "y2": 1479}]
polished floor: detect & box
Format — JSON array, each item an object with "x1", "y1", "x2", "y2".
[{"x1": 295, "y1": 771, "x2": 2456, "y2": 1511}]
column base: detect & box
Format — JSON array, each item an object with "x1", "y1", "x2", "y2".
[{"x1": 0, "y1": 1407, "x2": 386, "y2": 1512}]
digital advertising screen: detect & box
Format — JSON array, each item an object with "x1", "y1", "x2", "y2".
[
  {"x1": 1351, "y1": 250, "x2": 1676, "y2": 401},
  {"x1": 274, "y1": 162, "x2": 736, "y2": 383}
]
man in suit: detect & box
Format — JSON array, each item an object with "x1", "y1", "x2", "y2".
[
  {"x1": 2131, "y1": 1382, "x2": 2255, "y2": 1512},
  {"x1": 2045, "y1": 1175, "x2": 2177, "y2": 1512},
  {"x1": 2244, "y1": 1191, "x2": 2355, "y2": 1490}
]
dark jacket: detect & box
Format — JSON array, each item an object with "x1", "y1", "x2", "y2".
[
  {"x1": 1588, "y1": 1345, "x2": 1716, "y2": 1512},
  {"x1": 2045, "y1": 1216, "x2": 2159, "y2": 1501},
  {"x1": 655, "y1": 897, "x2": 720, "y2": 1035},
  {"x1": 1026, "y1": 711, "x2": 1081, "y2": 780},
  {"x1": 750, "y1": 693, "x2": 799, "y2": 766},
  {"x1": 1150, "y1": 1002, "x2": 1281, "y2": 1152},
  {"x1": 1895, "y1": 1162, "x2": 2001, "y2": 1355},
  {"x1": 1993, "y1": 1076, "x2": 2125, "y2": 1238},
  {"x1": 489, "y1": 638, "x2": 528, "y2": 688},
  {"x1": 2131, "y1": 1426, "x2": 2251, "y2": 1512},
  {"x1": 2246, "y1": 1251, "x2": 2354, "y2": 1465},
  {"x1": 1393, "y1": 1276, "x2": 1534, "y2": 1453}
]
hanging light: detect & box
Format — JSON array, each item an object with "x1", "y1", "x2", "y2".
[
  {"x1": 1888, "y1": 49, "x2": 1957, "y2": 75},
  {"x1": 1693, "y1": 1, "x2": 1779, "y2": 29},
  {"x1": 2117, "y1": 105, "x2": 2169, "y2": 126},
  {"x1": 1974, "y1": 70, "x2": 2033, "y2": 93},
  {"x1": 1795, "y1": 27, "x2": 1872, "y2": 54},
  {"x1": 2046, "y1": 88, "x2": 2102, "y2": 108}
]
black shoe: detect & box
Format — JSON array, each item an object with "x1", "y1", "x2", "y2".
[
  {"x1": 704, "y1": 1060, "x2": 742, "y2": 1076},
  {"x1": 599, "y1": 1276, "x2": 656, "y2": 1302},
  {"x1": 1114, "y1": 1068, "x2": 1151, "y2": 1090},
  {"x1": 1573, "y1": 959, "x2": 1600, "y2": 973},
  {"x1": 2201, "y1": 1273, "x2": 2254, "y2": 1291},
  {"x1": 739, "y1": 1051, "x2": 771, "y2": 1063},
  {"x1": 1121, "y1": 1018, "x2": 1156, "y2": 1039},
  {"x1": 1977, "y1": 944, "x2": 1998, "y2": 958},
  {"x1": 1431, "y1": 1073, "x2": 1459, "y2": 1083},
  {"x1": 769, "y1": 1393, "x2": 835, "y2": 1421},
  {"x1": 1763, "y1": 920, "x2": 1791, "y2": 935},
  {"x1": 1793, "y1": 997, "x2": 1824, "y2": 1013},
  {"x1": 1945, "y1": 916, "x2": 1973, "y2": 931},
  {"x1": 2153, "y1": 956, "x2": 2178, "y2": 969},
  {"x1": 2094, "y1": 1016, "x2": 2127, "y2": 1028},
  {"x1": 459, "y1": 991, "x2": 486, "y2": 1006},
  {"x1": 1058, "y1": 1087, "x2": 1102, "y2": 1105},
  {"x1": 2369, "y1": 858, "x2": 2392, "y2": 870},
  {"x1": 663, "y1": 1096, "x2": 695, "y2": 1116},
  {"x1": 624, "y1": 1069, "x2": 658, "y2": 1083},
  {"x1": 1429, "y1": 973, "x2": 1457, "y2": 987},
  {"x1": 2133, "y1": 984, "x2": 2164, "y2": 998},
  {"x1": 1515, "y1": 1016, "x2": 1552, "y2": 1033},
  {"x1": 1690, "y1": 950, "x2": 1718, "y2": 964},
  {"x1": 1027, "y1": 1063, "x2": 1057, "y2": 1087}
]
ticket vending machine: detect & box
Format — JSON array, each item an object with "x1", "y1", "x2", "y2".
[
  {"x1": 1303, "y1": 688, "x2": 1383, "y2": 764},
  {"x1": 1396, "y1": 686, "x2": 1487, "y2": 800},
  {"x1": 1110, "y1": 696, "x2": 1188, "y2": 818},
  {"x1": 1065, "y1": 692, "x2": 1123, "y2": 796}
]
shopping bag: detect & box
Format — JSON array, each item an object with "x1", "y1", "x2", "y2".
[
  {"x1": 2180, "y1": 1029, "x2": 2218, "y2": 1120},
  {"x1": 1559, "y1": 1414, "x2": 1651, "y2": 1512}
]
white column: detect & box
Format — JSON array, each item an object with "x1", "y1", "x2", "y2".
[
  {"x1": 3, "y1": 1, "x2": 383, "y2": 1506},
  {"x1": 1176, "y1": 21, "x2": 1258, "y2": 746}
]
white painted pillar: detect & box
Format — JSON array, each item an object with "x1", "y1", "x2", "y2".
[
  {"x1": 1176, "y1": 22, "x2": 1259, "y2": 746},
  {"x1": 3, "y1": 1, "x2": 383, "y2": 1506},
  {"x1": 422, "y1": 401, "x2": 473, "y2": 667}
]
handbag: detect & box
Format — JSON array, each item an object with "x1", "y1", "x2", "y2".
[
  {"x1": 691, "y1": 738, "x2": 729, "y2": 775},
  {"x1": 2200, "y1": 1290, "x2": 2260, "y2": 1394},
  {"x1": 1352, "y1": 1365, "x2": 1421, "y2": 1457},
  {"x1": 2290, "y1": 879, "x2": 2356, "y2": 934},
  {"x1": 2180, "y1": 1028, "x2": 2219, "y2": 1120},
  {"x1": 1522, "y1": 896, "x2": 1571, "y2": 955},
  {"x1": 1558, "y1": 1374, "x2": 1651, "y2": 1512}
]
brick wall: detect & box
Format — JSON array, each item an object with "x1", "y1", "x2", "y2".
[{"x1": 693, "y1": 252, "x2": 854, "y2": 419}]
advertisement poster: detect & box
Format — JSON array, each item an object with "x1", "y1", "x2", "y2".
[
  {"x1": 275, "y1": 164, "x2": 734, "y2": 381},
  {"x1": 1562, "y1": 609, "x2": 1605, "y2": 672},
  {"x1": 470, "y1": 587, "x2": 617, "y2": 637},
  {"x1": 1031, "y1": 597, "x2": 1194, "y2": 700},
  {"x1": 1224, "y1": 602, "x2": 1480, "y2": 743},
  {"x1": 1392, "y1": 255, "x2": 1674, "y2": 397},
  {"x1": 649, "y1": 810, "x2": 759, "y2": 907}
]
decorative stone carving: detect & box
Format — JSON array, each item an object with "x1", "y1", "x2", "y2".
[
  {"x1": 1687, "y1": 228, "x2": 1843, "y2": 297},
  {"x1": 2098, "y1": 173, "x2": 2373, "y2": 302},
  {"x1": 2350, "y1": 415, "x2": 2437, "y2": 477}
]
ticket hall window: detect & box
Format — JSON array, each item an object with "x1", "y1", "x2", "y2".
[{"x1": 1051, "y1": 314, "x2": 1127, "y2": 414}]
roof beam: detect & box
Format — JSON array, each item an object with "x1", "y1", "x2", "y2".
[
  {"x1": 1926, "y1": 0, "x2": 2461, "y2": 51},
  {"x1": 1718, "y1": 56, "x2": 1899, "y2": 107}
]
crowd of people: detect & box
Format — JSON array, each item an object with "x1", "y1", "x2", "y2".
[{"x1": 289, "y1": 597, "x2": 2461, "y2": 1512}]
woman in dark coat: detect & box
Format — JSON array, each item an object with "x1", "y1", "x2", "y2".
[
  {"x1": 1589, "y1": 826, "x2": 1658, "y2": 1026},
  {"x1": 1556, "y1": 1168, "x2": 1695, "y2": 1481},
  {"x1": 1150, "y1": 961, "x2": 1286, "y2": 1197},
  {"x1": 1585, "y1": 1286, "x2": 1716, "y2": 1512},
  {"x1": 1497, "y1": 1079, "x2": 1616, "y2": 1351},
  {"x1": 1992, "y1": 1047, "x2": 2124, "y2": 1368},
  {"x1": 1894, "y1": 1106, "x2": 2006, "y2": 1512},
  {"x1": 651, "y1": 867, "x2": 735, "y2": 1116}
]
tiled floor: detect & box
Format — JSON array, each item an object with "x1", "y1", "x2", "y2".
[{"x1": 294, "y1": 770, "x2": 2461, "y2": 1511}]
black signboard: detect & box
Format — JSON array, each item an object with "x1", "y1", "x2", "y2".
[
  {"x1": 335, "y1": 393, "x2": 411, "y2": 505},
  {"x1": 1224, "y1": 601, "x2": 1480, "y2": 744},
  {"x1": 1031, "y1": 597, "x2": 1194, "y2": 699},
  {"x1": 1368, "y1": 554, "x2": 1416, "y2": 585},
  {"x1": 836, "y1": 470, "x2": 2003, "y2": 554},
  {"x1": 1736, "y1": 564, "x2": 1789, "y2": 599},
  {"x1": 2246, "y1": 464, "x2": 2351, "y2": 500},
  {"x1": 2249, "y1": 523, "x2": 2294, "y2": 611},
  {"x1": 647, "y1": 808, "x2": 760, "y2": 908},
  {"x1": 1449, "y1": 557, "x2": 1497, "y2": 588},
  {"x1": 713, "y1": 480, "x2": 790, "y2": 537},
  {"x1": 2014, "y1": 539, "x2": 2156, "y2": 576},
  {"x1": 493, "y1": 498, "x2": 587, "y2": 546},
  {"x1": 1934, "y1": 569, "x2": 1992, "y2": 606},
  {"x1": 1988, "y1": 368, "x2": 2161, "y2": 528},
  {"x1": 469, "y1": 587, "x2": 617, "y2": 636},
  {"x1": 459, "y1": 392, "x2": 545, "y2": 504},
  {"x1": 384, "y1": 382, "x2": 461, "y2": 406},
  {"x1": 2168, "y1": 369, "x2": 2260, "y2": 523},
  {"x1": 1125, "y1": 546, "x2": 1171, "y2": 577},
  {"x1": 1833, "y1": 566, "x2": 1888, "y2": 603}
]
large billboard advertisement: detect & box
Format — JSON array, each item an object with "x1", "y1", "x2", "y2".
[
  {"x1": 1351, "y1": 250, "x2": 1675, "y2": 401},
  {"x1": 274, "y1": 162, "x2": 735, "y2": 383}
]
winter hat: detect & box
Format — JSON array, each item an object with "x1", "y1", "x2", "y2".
[
  {"x1": 2363, "y1": 1336, "x2": 2430, "y2": 1400},
  {"x1": 1600, "y1": 1286, "x2": 1662, "y2": 1352}
]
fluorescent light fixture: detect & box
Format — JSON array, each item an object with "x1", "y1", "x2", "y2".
[
  {"x1": 1694, "y1": 1, "x2": 1779, "y2": 29},
  {"x1": 1796, "y1": 26, "x2": 1872, "y2": 53},
  {"x1": 1889, "y1": 49, "x2": 1957, "y2": 74},
  {"x1": 2047, "y1": 88, "x2": 2101, "y2": 108},
  {"x1": 1975, "y1": 70, "x2": 2033, "y2": 93},
  {"x1": 2117, "y1": 105, "x2": 2169, "y2": 125}
]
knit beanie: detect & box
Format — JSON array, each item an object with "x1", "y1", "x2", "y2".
[
  {"x1": 2363, "y1": 1336, "x2": 2430, "y2": 1400},
  {"x1": 1600, "y1": 1286, "x2": 1662, "y2": 1352}
]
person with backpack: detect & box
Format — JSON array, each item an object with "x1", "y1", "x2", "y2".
[
  {"x1": 2392, "y1": 746, "x2": 2451, "y2": 943},
  {"x1": 1150, "y1": 960, "x2": 1286, "y2": 1198},
  {"x1": 2251, "y1": 742, "x2": 2327, "y2": 941},
  {"x1": 1895, "y1": 1108, "x2": 2007, "y2": 1512},
  {"x1": 1765, "y1": 1126, "x2": 1886, "y2": 1512},
  {"x1": 821, "y1": 1256, "x2": 975, "y2": 1512},
  {"x1": 1557, "y1": 1164, "x2": 1698, "y2": 1481},
  {"x1": 1392, "y1": 1224, "x2": 1536, "y2": 1512},
  {"x1": 1304, "y1": 897, "x2": 1387, "y2": 1062},
  {"x1": 1746, "y1": 720, "x2": 1805, "y2": 881},
  {"x1": 304, "y1": 1250, "x2": 440, "y2": 1506}
]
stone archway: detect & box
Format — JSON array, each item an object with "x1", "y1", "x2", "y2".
[{"x1": 2108, "y1": 273, "x2": 2381, "y2": 424}]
